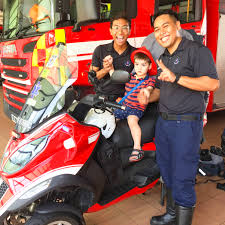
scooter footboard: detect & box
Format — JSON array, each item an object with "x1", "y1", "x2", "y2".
[{"x1": 123, "y1": 157, "x2": 160, "y2": 187}]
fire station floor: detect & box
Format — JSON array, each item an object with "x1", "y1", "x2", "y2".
[{"x1": 0, "y1": 86, "x2": 225, "y2": 225}]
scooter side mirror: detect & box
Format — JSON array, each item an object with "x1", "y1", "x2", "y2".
[{"x1": 111, "y1": 70, "x2": 130, "y2": 84}]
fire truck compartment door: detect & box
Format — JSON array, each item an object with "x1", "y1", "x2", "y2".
[{"x1": 214, "y1": 13, "x2": 225, "y2": 109}]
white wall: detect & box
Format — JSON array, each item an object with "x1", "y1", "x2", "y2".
[
  {"x1": 0, "y1": 10, "x2": 2, "y2": 25},
  {"x1": 0, "y1": 0, "x2": 2, "y2": 25}
]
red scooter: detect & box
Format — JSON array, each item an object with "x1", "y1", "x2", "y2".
[{"x1": 0, "y1": 43, "x2": 159, "y2": 225}]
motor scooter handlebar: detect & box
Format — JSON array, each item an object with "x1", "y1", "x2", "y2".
[
  {"x1": 95, "y1": 95, "x2": 125, "y2": 110},
  {"x1": 104, "y1": 101, "x2": 126, "y2": 110}
]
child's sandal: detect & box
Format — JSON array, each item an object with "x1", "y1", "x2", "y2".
[{"x1": 129, "y1": 149, "x2": 144, "y2": 162}]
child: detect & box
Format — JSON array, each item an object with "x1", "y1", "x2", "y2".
[{"x1": 114, "y1": 47, "x2": 156, "y2": 162}]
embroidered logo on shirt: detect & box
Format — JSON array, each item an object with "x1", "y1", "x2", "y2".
[
  {"x1": 174, "y1": 57, "x2": 180, "y2": 65},
  {"x1": 125, "y1": 60, "x2": 131, "y2": 67}
]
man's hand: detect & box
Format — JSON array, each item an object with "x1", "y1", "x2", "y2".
[
  {"x1": 138, "y1": 88, "x2": 151, "y2": 105},
  {"x1": 157, "y1": 59, "x2": 176, "y2": 83},
  {"x1": 157, "y1": 60, "x2": 220, "y2": 91}
]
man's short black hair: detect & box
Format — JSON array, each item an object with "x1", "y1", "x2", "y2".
[
  {"x1": 110, "y1": 14, "x2": 131, "y2": 28},
  {"x1": 152, "y1": 9, "x2": 179, "y2": 26}
]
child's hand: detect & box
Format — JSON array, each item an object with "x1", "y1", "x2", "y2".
[
  {"x1": 104, "y1": 55, "x2": 113, "y2": 65},
  {"x1": 138, "y1": 88, "x2": 150, "y2": 105},
  {"x1": 103, "y1": 55, "x2": 114, "y2": 74},
  {"x1": 143, "y1": 88, "x2": 151, "y2": 99},
  {"x1": 116, "y1": 97, "x2": 122, "y2": 103}
]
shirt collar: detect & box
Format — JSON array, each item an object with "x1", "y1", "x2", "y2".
[
  {"x1": 132, "y1": 73, "x2": 149, "y2": 80},
  {"x1": 163, "y1": 37, "x2": 186, "y2": 56},
  {"x1": 106, "y1": 41, "x2": 131, "y2": 55},
  {"x1": 106, "y1": 41, "x2": 114, "y2": 52}
]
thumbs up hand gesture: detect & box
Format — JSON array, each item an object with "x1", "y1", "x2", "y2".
[{"x1": 157, "y1": 59, "x2": 176, "y2": 83}]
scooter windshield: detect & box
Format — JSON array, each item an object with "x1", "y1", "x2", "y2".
[{"x1": 15, "y1": 43, "x2": 78, "y2": 133}]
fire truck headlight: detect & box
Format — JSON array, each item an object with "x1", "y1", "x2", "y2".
[{"x1": 3, "y1": 135, "x2": 49, "y2": 174}]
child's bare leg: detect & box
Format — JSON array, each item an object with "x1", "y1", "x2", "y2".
[
  {"x1": 127, "y1": 115, "x2": 142, "y2": 148},
  {"x1": 127, "y1": 115, "x2": 143, "y2": 162}
]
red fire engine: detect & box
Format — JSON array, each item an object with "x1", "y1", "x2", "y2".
[
  {"x1": 0, "y1": 0, "x2": 223, "y2": 122},
  {"x1": 206, "y1": 0, "x2": 225, "y2": 112}
]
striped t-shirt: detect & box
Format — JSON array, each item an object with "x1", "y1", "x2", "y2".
[{"x1": 122, "y1": 73, "x2": 155, "y2": 111}]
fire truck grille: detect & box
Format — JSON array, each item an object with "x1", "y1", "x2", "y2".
[
  {"x1": 0, "y1": 180, "x2": 9, "y2": 199},
  {"x1": 9, "y1": 105, "x2": 21, "y2": 116},
  {"x1": 7, "y1": 80, "x2": 26, "y2": 87},
  {"x1": 1, "y1": 58, "x2": 27, "y2": 67},
  {"x1": 7, "y1": 96, "x2": 24, "y2": 107},
  {"x1": 4, "y1": 88, "x2": 27, "y2": 116},
  {"x1": 5, "y1": 88, "x2": 27, "y2": 100},
  {"x1": 3, "y1": 69, "x2": 28, "y2": 80}
]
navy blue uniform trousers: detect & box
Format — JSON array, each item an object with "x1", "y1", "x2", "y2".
[{"x1": 155, "y1": 115, "x2": 203, "y2": 207}]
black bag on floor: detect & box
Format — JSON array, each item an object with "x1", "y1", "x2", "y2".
[{"x1": 199, "y1": 149, "x2": 224, "y2": 176}]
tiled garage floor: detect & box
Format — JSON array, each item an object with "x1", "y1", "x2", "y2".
[{"x1": 83, "y1": 175, "x2": 225, "y2": 225}]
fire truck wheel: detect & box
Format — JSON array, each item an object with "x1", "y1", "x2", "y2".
[{"x1": 25, "y1": 212, "x2": 81, "y2": 225}]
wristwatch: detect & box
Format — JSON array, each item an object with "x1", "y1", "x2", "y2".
[{"x1": 174, "y1": 74, "x2": 181, "y2": 83}]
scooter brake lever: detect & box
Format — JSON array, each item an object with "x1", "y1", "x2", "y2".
[{"x1": 98, "y1": 96, "x2": 106, "y2": 101}]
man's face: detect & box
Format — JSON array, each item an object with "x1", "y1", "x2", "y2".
[
  {"x1": 110, "y1": 18, "x2": 130, "y2": 47},
  {"x1": 154, "y1": 14, "x2": 181, "y2": 52}
]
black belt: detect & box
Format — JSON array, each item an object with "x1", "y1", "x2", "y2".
[{"x1": 160, "y1": 112, "x2": 203, "y2": 121}]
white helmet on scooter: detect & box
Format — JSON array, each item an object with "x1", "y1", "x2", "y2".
[{"x1": 84, "y1": 108, "x2": 116, "y2": 139}]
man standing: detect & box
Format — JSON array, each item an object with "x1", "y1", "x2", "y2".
[
  {"x1": 138, "y1": 10, "x2": 219, "y2": 225},
  {"x1": 91, "y1": 15, "x2": 136, "y2": 100}
]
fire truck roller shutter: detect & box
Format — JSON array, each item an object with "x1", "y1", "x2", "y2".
[{"x1": 110, "y1": 0, "x2": 137, "y2": 19}]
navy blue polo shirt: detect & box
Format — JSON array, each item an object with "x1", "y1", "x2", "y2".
[
  {"x1": 91, "y1": 41, "x2": 136, "y2": 97},
  {"x1": 156, "y1": 38, "x2": 218, "y2": 114}
]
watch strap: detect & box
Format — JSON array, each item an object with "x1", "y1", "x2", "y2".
[{"x1": 174, "y1": 74, "x2": 181, "y2": 83}]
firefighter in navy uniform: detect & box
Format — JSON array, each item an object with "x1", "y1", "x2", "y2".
[
  {"x1": 138, "y1": 10, "x2": 220, "y2": 225},
  {"x1": 91, "y1": 15, "x2": 136, "y2": 101}
]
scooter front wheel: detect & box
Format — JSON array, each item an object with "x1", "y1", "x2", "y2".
[{"x1": 25, "y1": 212, "x2": 81, "y2": 225}]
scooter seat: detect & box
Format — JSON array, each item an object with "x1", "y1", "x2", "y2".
[{"x1": 110, "y1": 102, "x2": 159, "y2": 149}]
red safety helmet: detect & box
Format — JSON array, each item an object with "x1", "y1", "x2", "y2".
[{"x1": 131, "y1": 46, "x2": 157, "y2": 75}]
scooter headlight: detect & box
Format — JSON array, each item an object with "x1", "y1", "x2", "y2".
[{"x1": 3, "y1": 135, "x2": 49, "y2": 174}]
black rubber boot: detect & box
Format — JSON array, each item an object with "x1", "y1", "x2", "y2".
[
  {"x1": 175, "y1": 205, "x2": 194, "y2": 225},
  {"x1": 150, "y1": 189, "x2": 176, "y2": 225}
]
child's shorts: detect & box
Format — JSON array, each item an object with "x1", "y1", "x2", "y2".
[{"x1": 114, "y1": 106, "x2": 144, "y2": 119}]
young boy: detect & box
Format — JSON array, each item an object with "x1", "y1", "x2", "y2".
[{"x1": 114, "y1": 47, "x2": 156, "y2": 162}]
